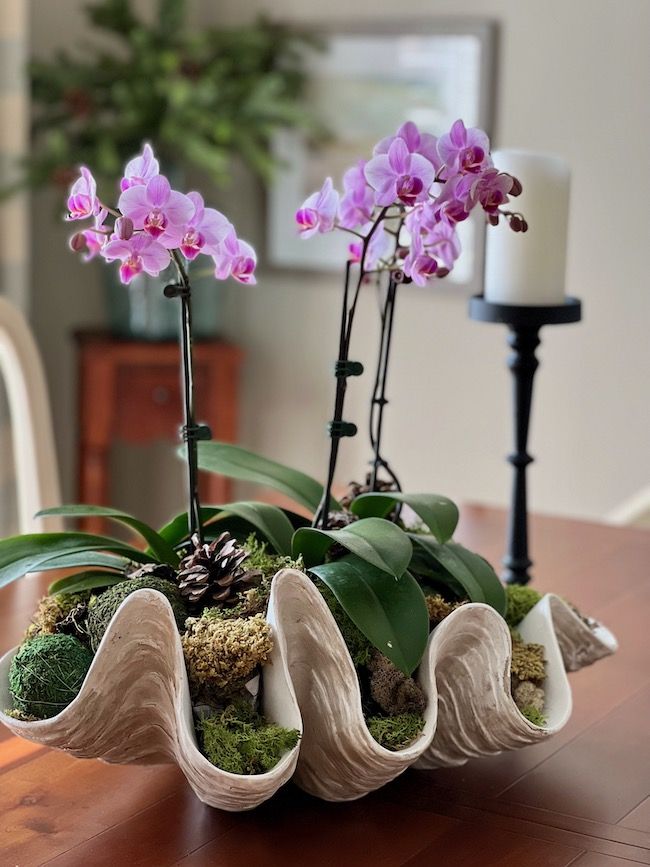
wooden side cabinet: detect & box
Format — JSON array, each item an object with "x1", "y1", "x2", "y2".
[{"x1": 76, "y1": 330, "x2": 242, "y2": 534}]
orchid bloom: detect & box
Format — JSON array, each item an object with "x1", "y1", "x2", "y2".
[
  {"x1": 374, "y1": 121, "x2": 442, "y2": 174},
  {"x1": 364, "y1": 138, "x2": 435, "y2": 207},
  {"x1": 118, "y1": 175, "x2": 194, "y2": 244},
  {"x1": 403, "y1": 234, "x2": 439, "y2": 286},
  {"x1": 437, "y1": 119, "x2": 492, "y2": 176},
  {"x1": 295, "y1": 177, "x2": 339, "y2": 237},
  {"x1": 348, "y1": 225, "x2": 391, "y2": 270},
  {"x1": 213, "y1": 228, "x2": 257, "y2": 285},
  {"x1": 101, "y1": 233, "x2": 170, "y2": 284},
  {"x1": 165, "y1": 192, "x2": 231, "y2": 260},
  {"x1": 120, "y1": 143, "x2": 160, "y2": 191},
  {"x1": 338, "y1": 161, "x2": 375, "y2": 230},
  {"x1": 66, "y1": 166, "x2": 100, "y2": 221}
]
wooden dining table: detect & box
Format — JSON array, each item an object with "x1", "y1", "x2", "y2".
[{"x1": 1, "y1": 505, "x2": 648, "y2": 866}]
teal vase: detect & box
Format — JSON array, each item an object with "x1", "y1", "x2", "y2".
[{"x1": 103, "y1": 259, "x2": 223, "y2": 340}]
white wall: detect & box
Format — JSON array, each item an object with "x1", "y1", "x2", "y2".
[
  {"x1": 29, "y1": 0, "x2": 650, "y2": 524},
  {"x1": 199, "y1": 0, "x2": 650, "y2": 521}
]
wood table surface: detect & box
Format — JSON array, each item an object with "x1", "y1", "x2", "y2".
[{"x1": 1, "y1": 506, "x2": 648, "y2": 867}]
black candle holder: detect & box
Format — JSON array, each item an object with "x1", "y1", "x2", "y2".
[{"x1": 469, "y1": 295, "x2": 582, "y2": 585}]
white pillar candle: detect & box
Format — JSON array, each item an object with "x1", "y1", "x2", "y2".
[{"x1": 484, "y1": 150, "x2": 570, "y2": 305}]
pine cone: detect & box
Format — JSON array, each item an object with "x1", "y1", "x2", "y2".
[{"x1": 176, "y1": 532, "x2": 262, "y2": 607}]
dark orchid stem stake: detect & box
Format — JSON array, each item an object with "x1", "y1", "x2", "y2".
[
  {"x1": 369, "y1": 276, "x2": 402, "y2": 492},
  {"x1": 166, "y1": 252, "x2": 211, "y2": 543}
]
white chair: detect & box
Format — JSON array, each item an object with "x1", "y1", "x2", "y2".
[{"x1": 0, "y1": 296, "x2": 63, "y2": 533}]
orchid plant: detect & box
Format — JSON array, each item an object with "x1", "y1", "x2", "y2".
[
  {"x1": 0, "y1": 129, "x2": 520, "y2": 681},
  {"x1": 295, "y1": 119, "x2": 527, "y2": 524}
]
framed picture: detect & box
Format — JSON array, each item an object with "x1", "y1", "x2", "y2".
[{"x1": 267, "y1": 19, "x2": 496, "y2": 293}]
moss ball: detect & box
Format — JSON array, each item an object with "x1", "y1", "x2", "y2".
[
  {"x1": 87, "y1": 576, "x2": 188, "y2": 651},
  {"x1": 9, "y1": 634, "x2": 93, "y2": 719},
  {"x1": 505, "y1": 585, "x2": 542, "y2": 628}
]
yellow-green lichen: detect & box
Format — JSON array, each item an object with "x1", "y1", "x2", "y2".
[
  {"x1": 24, "y1": 592, "x2": 89, "y2": 640},
  {"x1": 182, "y1": 613, "x2": 273, "y2": 698}
]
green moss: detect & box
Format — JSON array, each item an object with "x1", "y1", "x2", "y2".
[
  {"x1": 199, "y1": 703, "x2": 300, "y2": 774},
  {"x1": 9, "y1": 634, "x2": 93, "y2": 719},
  {"x1": 243, "y1": 533, "x2": 303, "y2": 577},
  {"x1": 86, "y1": 576, "x2": 188, "y2": 651},
  {"x1": 520, "y1": 705, "x2": 546, "y2": 727},
  {"x1": 316, "y1": 581, "x2": 373, "y2": 667},
  {"x1": 505, "y1": 585, "x2": 542, "y2": 628},
  {"x1": 366, "y1": 712, "x2": 426, "y2": 751}
]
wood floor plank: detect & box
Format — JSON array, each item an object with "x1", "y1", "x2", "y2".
[
  {"x1": 400, "y1": 823, "x2": 584, "y2": 867},
  {"x1": 498, "y1": 685, "x2": 650, "y2": 824},
  {"x1": 0, "y1": 751, "x2": 182, "y2": 866},
  {"x1": 175, "y1": 797, "x2": 461, "y2": 867},
  {"x1": 621, "y1": 799, "x2": 650, "y2": 834},
  {"x1": 44, "y1": 787, "x2": 240, "y2": 867},
  {"x1": 574, "y1": 854, "x2": 643, "y2": 866}
]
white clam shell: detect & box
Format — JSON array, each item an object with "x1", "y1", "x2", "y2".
[
  {"x1": 0, "y1": 586, "x2": 302, "y2": 811},
  {"x1": 0, "y1": 573, "x2": 617, "y2": 808}
]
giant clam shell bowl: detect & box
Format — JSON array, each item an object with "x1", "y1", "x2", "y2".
[{"x1": 0, "y1": 570, "x2": 617, "y2": 809}]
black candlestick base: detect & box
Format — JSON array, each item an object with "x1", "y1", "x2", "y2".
[{"x1": 469, "y1": 295, "x2": 582, "y2": 585}]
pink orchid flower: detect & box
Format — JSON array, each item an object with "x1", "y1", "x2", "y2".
[
  {"x1": 295, "y1": 177, "x2": 339, "y2": 237},
  {"x1": 163, "y1": 192, "x2": 231, "y2": 260},
  {"x1": 347, "y1": 225, "x2": 391, "y2": 270},
  {"x1": 338, "y1": 161, "x2": 375, "y2": 230},
  {"x1": 374, "y1": 121, "x2": 442, "y2": 174},
  {"x1": 364, "y1": 138, "x2": 435, "y2": 207},
  {"x1": 101, "y1": 233, "x2": 170, "y2": 284},
  {"x1": 120, "y1": 143, "x2": 160, "y2": 191},
  {"x1": 118, "y1": 175, "x2": 194, "y2": 244},
  {"x1": 213, "y1": 228, "x2": 257, "y2": 284},
  {"x1": 423, "y1": 220, "x2": 462, "y2": 271},
  {"x1": 66, "y1": 166, "x2": 100, "y2": 221},
  {"x1": 438, "y1": 119, "x2": 492, "y2": 176},
  {"x1": 468, "y1": 169, "x2": 514, "y2": 214},
  {"x1": 73, "y1": 207, "x2": 110, "y2": 261},
  {"x1": 403, "y1": 234, "x2": 439, "y2": 286}
]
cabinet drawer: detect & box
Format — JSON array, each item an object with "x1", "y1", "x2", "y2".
[{"x1": 115, "y1": 364, "x2": 209, "y2": 443}]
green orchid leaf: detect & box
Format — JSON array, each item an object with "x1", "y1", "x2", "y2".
[
  {"x1": 350, "y1": 492, "x2": 459, "y2": 544},
  {"x1": 310, "y1": 554, "x2": 429, "y2": 675},
  {"x1": 37, "y1": 505, "x2": 179, "y2": 566},
  {"x1": 292, "y1": 517, "x2": 412, "y2": 578},
  {"x1": 33, "y1": 551, "x2": 133, "y2": 572},
  {"x1": 0, "y1": 533, "x2": 156, "y2": 590},
  {"x1": 410, "y1": 535, "x2": 507, "y2": 615},
  {"x1": 48, "y1": 570, "x2": 126, "y2": 595},
  {"x1": 194, "y1": 442, "x2": 340, "y2": 514},
  {"x1": 157, "y1": 502, "x2": 294, "y2": 555}
]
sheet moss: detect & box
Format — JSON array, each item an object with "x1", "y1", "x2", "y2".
[
  {"x1": 199, "y1": 703, "x2": 300, "y2": 774},
  {"x1": 520, "y1": 705, "x2": 546, "y2": 727},
  {"x1": 366, "y1": 712, "x2": 426, "y2": 751},
  {"x1": 505, "y1": 585, "x2": 543, "y2": 628}
]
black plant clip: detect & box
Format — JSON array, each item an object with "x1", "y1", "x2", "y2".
[
  {"x1": 163, "y1": 282, "x2": 191, "y2": 299},
  {"x1": 334, "y1": 359, "x2": 364, "y2": 378},
  {"x1": 181, "y1": 423, "x2": 213, "y2": 443},
  {"x1": 327, "y1": 420, "x2": 357, "y2": 438}
]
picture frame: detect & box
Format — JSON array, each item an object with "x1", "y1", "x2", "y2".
[{"x1": 267, "y1": 18, "x2": 497, "y2": 293}]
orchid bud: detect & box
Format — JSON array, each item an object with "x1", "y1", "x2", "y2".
[
  {"x1": 488, "y1": 214, "x2": 500, "y2": 227},
  {"x1": 115, "y1": 216, "x2": 134, "y2": 240},
  {"x1": 509, "y1": 175, "x2": 523, "y2": 197},
  {"x1": 436, "y1": 268, "x2": 450, "y2": 278},
  {"x1": 521, "y1": 219, "x2": 529, "y2": 233},
  {"x1": 68, "y1": 232, "x2": 86, "y2": 252},
  {"x1": 510, "y1": 216, "x2": 523, "y2": 232}
]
